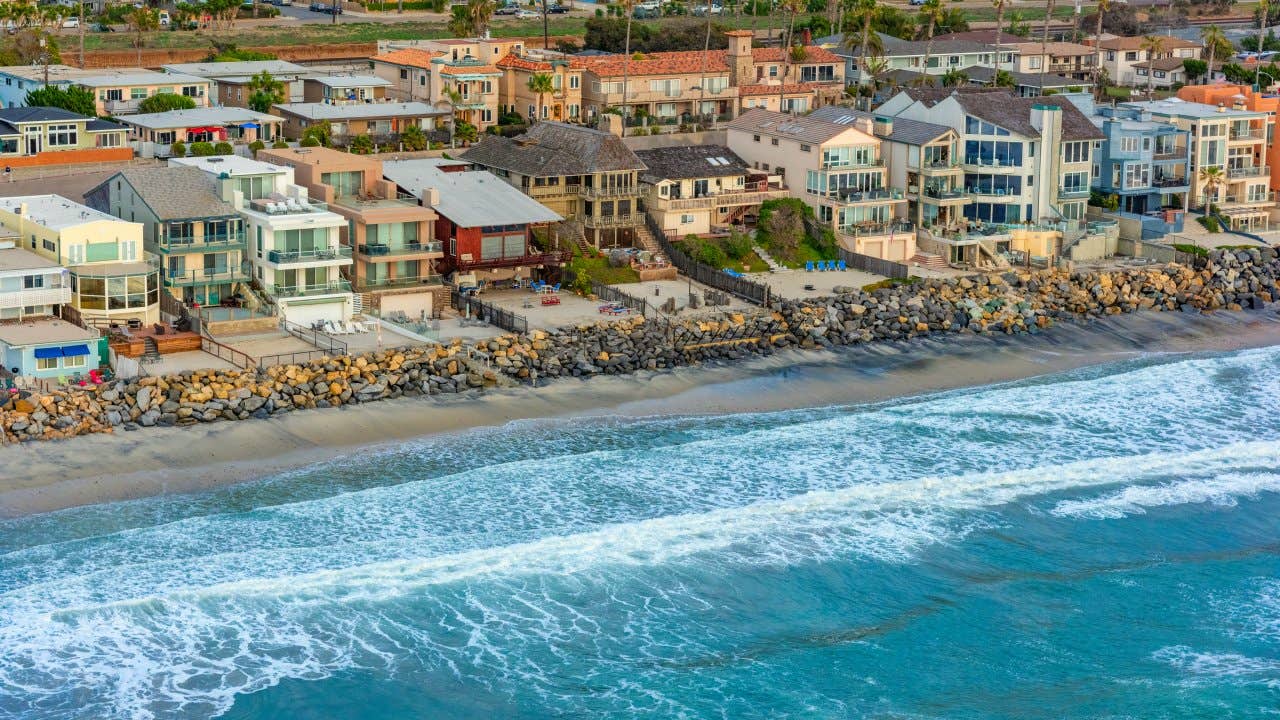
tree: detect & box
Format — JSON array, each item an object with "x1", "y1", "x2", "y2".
[
  {"x1": 400, "y1": 124, "x2": 427, "y2": 150},
  {"x1": 941, "y1": 68, "x2": 968, "y2": 87},
  {"x1": 992, "y1": 0, "x2": 1007, "y2": 80},
  {"x1": 349, "y1": 134, "x2": 374, "y2": 154},
  {"x1": 993, "y1": 69, "x2": 1016, "y2": 88},
  {"x1": 917, "y1": 0, "x2": 945, "y2": 87},
  {"x1": 23, "y1": 86, "x2": 95, "y2": 117},
  {"x1": 301, "y1": 120, "x2": 333, "y2": 147},
  {"x1": 1201, "y1": 24, "x2": 1229, "y2": 84},
  {"x1": 127, "y1": 7, "x2": 159, "y2": 66},
  {"x1": 449, "y1": 0, "x2": 495, "y2": 36},
  {"x1": 1183, "y1": 58, "x2": 1209, "y2": 83},
  {"x1": 453, "y1": 120, "x2": 478, "y2": 144},
  {"x1": 777, "y1": 0, "x2": 806, "y2": 110},
  {"x1": 0, "y1": 29, "x2": 59, "y2": 67},
  {"x1": 137, "y1": 93, "x2": 197, "y2": 114},
  {"x1": 247, "y1": 70, "x2": 285, "y2": 113},
  {"x1": 1198, "y1": 165, "x2": 1225, "y2": 209},
  {"x1": 844, "y1": 0, "x2": 880, "y2": 110},
  {"x1": 1140, "y1": 35, "x2": 1166, "y2": 97},
  {"x1": 1038, "y1": 0, "x2": 1055, "y2": 92},
  {"x1": 526, "y1": 72, "x2": 554, "y2": 122}
]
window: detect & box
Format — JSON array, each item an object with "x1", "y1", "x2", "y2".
[
  {"x1": 1120, "y1": 136, "x2": 1139, "y2": 153},
  {"x1": 964, "y1": 117, "x2": 1011, "y2": 136},
  {"x1": 821, "y1": 145, "x2": 877, "y2": 169},
  {"x1": 1125, "y1": 51, "x2": 1138, "y2": 61},
  {"x1": 768, "y1": 65, "x2": 779, "y2": 77},
  {"x1": 23, "y1": 274, "x2": 43, "y2": 289},
  {"x1": 104, "y1": 88, "x2": 123, "y2": 101},
  {"x1": 181, "y1": 85, "x2": 202, "y2": 97},
  {"x1": 680, "y1": 214, "x2": 695, "y2": 224},
  {"x1": 649, "y1": 79, "x2": 681, "y2": 97},
  {"x1": 569, "y1": 75, "x2": 579, "y2": 89},
  {"x1": 771, "y1": 138, "x2": 779, "y2": 146},
  {"x1": 1028, "y1": 57, "x2": 1042, "y2": 70},
  {"x1": 753, "y1": 134, "x2": 760, "y2": 142},
  {"x1": 963, "y1": 140, "x2": 1023, "y2": 167},
  {"x1": 63, "y1": 354, "x2": 86, "y2": 369},
  {"x1": 41, "y1": 239, "x2": 55, "y2": 253},
  {"x1": 130, "y1": 87, "x2": 148, "y2": 100},
  {"x1": 800, "y1": 144, "x2": 811, "y2": 152},
  {"x1": 47, "y1": 123, "x2": 77, "y2": 147},
  {"x1": 1062, "y1": 141, "x2": 1089, "y2": 163},
  {"x1": 37, "y1": 356, "x2": 58, "y2": 371},
  {"x1": 1061, "y1": 171, "x2": 1089, "y2": 192},
  {"x1": 1124, "y1": 162, "x2": 1151, "y2": 188},
  {"x1": 704, "y1": 76, "x2": 728, "y2": 93},
  {"x1": 96, "y1": 132, "x2": 122, "y2": 148},
  {"x1": 400, "y1": 68, "x2": 408, "y2": 79},
  {"x1": 1106, "y1": 51, "x2": 1116, "y2": 61},
  {"x1": 1155, "y1": 71, "x2": 1167, "y2": 79}
]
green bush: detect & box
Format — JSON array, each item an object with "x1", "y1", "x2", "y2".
[
  {"x1": 1197, "y1": 215, "x2": 1220, "y2": 233},
  {"x1": 189, "y1": 141, "x2": 216, "y2": 157},
  {"x1": 722, "y1": 231, "x2": 752, "y2": 260},
  {"x1": 137, "y1": 93, "x2": 196, "y2": 114},
  {"x1": 691, "y1": 237, "x2": 728, "y2": 267},
  {"x1": 170, "y1": 141, "x2": 186, "y2": 157},
  {"x1": 300, "y1": 136, "x2": 321, "y2": 148},
  {"x1": 272, "y1": 139, "x2": 289, "y2": 149},
  {"x1": 570, "y1": 269, "x2": 592, "y2": 295},
  {"x1": 1173, "y1": 243, "x2": 1210, "y2": 257},
  {"x1": 349, "y1": 135, "x2": 375, "y2": 155},
  {"x1": 213, "y1": 141, "x2": 234, "y2": 156},
  {"x1": 249, "y1": 140, "x2": 266, "y2": 157}
]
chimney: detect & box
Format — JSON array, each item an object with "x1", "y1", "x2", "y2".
[
  {"x1": 18, "y1": 202, "x2": 28, "y2": 218},
  {"x1": 854, "y1": 116, "x2": 874, "y2": 135},
  {"x1": 1218, "y1": 103, "x2": 1226, "y2": 112},
  {"x1": 873, "y1": 116, "x2": 893, "y2": 137},
  {"x1": 424, "y1": 187, "x2": 440, "y2": 207}
]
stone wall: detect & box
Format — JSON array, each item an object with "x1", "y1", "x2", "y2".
[{"x1": 3, "y1": 247, "x2": 1278, "y2": 443}]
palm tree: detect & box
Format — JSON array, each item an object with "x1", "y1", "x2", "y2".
[
  {"x1": 993, "y1": 69, "x2": 1016, "y2": 88},
  {"x1": 526, "y1": 72, "x2": 554, "y2": 122},
  {"x1": 859, "y1": 55, "x2": 890, "y2": 105},
  {"x1": 465, "y1": 0, "x2": 495, "y2": 37},
  {"x1": 1140, "y1": 34, "x2": 1166, "y2": 98},
  {"x1": 444, "y1": 87, "x2": 465, "y2": 135},
  {"x1": 992, "y1": 0, "x2": 1008, "y2": 79},
  {"x1": 1201, "y1": 24, "x2": 1227, "y2": 85},
  {"x1": 844, "y1": 0, "x2": 880, "y2": 110},
  {"x1": 127, "y1": 7, "x2": 159, "y2": 66},
  {"x1": 777, "y1": 0, "x2": 807, "y2": 111},
  {"x1": 400, "y1": 124, "x2": 427, "y2": 151},
  {"x1": 1038, "y1": 0, "x2": 1055, "y2": 92},
  {"x1": 247, "y1": 71, "x2": 286, "y2": 113},
  {"x1": 619, "y1": 0, "x2": 636, "y2": 135},
  {"x1": 1258, "y1": 0, "x2": 1270, "y2": 89},
  {"x1": 941, "y1": 68, "x2": 968, "y2": 87},
  {"x1": 918, "y1": 0, "x2": 945, "y2": 86},
  {"x1": 1093, "y1": 0, "x2": 1110, "y2": 90},
  {"x1": 1198, "y1": 165, "x2": 1226, "y2": 210}
]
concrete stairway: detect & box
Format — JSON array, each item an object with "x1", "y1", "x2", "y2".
[
  {"x1": 752, "y1": 244, "x2": 785, "y2": 272},
  {"x1": 142, "y1": 336, "x2": 161, "y2": 364},
  {"x1": 634, "y1": 224, "x2": 662, "y2": 255},
  {"x1": 909, "y1": 252, "x2": 950, "y2": 271}
]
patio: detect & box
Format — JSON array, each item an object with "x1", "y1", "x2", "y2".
[
  {"x1": 482, "y1": 288, "x2": 621, "y2": 330},
  {"x1": 750, "y1": 268, "x2": 886, "y2": 301}
]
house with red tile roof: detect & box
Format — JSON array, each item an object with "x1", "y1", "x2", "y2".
[{"x1": 496, "y1": 52, "x2": 584, "y2": 124}]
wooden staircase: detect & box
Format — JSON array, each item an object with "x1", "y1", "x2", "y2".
[
  {"x1": 142, "y1": 336, "x2": 161, "y2": 364},
  {"x1": 634, "y1": 224, "x2": 662, "y2": 255},
  {"x1": 909, "y1": 252, "x2": 950, "y2": 271}
]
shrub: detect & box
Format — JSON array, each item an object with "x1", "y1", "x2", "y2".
[
  {"x1": 189, "y1": 141, "x2": 216, "y2": 157},
  {"x1": 349, "y1": 135, "x2": 374, "y2": 155},
  {"x1": 1196, "y1": 216, "x2": 1220, "y2": 233},
  {"x1": 170, "y1": 141, "x2": 186, "y2": 157},
  {"x1": 691, "y1": 237, "x2": 727, "y2": 267},
  {"x1": 272, "y1": 139, "x2": 289, "y2": 149},
  {"x1": 722, "y1": 231, "x2": 752, "y2": 260},
  {"x1": 570, "y1": 269, "x2": 593, "y2": 295},
  {"x1": 137, "y1": 93, "x2": 196, "y2": 114},
  {"x1": 213, "y1": 141, "x2": 234, "y2": 156},
  {"x1": 248, "y1": 140, "x2": 266, "y2": 157},
  {"x1": 1173, "y1": 243, "x2": 1210, "y2": 257},
  {"x1": 300, "y1": 136, "x2": 321, "y2": 148}
]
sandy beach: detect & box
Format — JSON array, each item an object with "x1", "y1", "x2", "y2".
[{"x1": 3, "y1": 308, "x2": 1280, "y2": 518}]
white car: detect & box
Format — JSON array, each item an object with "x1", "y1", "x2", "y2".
[
  {"x1": 514, "y1": 8, "x2": 539, "y2": 18},
  {"x1": 61, "y1": 17, "x2": 79, "y2": 28},
  {"x1": 637, "y1": 0, "x2": 660, "y2": 9}
]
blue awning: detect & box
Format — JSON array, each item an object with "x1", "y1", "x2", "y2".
[
  {"x1": 240, "y1": 122, "x2": 260, "y2": 129},
  {"x1": 33, "y1": 347, "x2": 60, "y2": 359},
  {"x1": 61, "y1": 344, "x2": 90, "y2": 357}
]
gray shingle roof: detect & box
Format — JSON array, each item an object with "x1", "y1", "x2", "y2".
[
  {"x1": 963, "y1": 66, "x2": 1081, "y2": 88},
  {"x1": 724, "y1": 108, "x2": 862, "y2": 144},
  {"x1": 0, "y1": 106, "x2": 92, "y2": 124},
  {"x1": 459, "y1": 122, "x2": 645, "y2": 176},
  {"x1": 807, "y1": 105, "x2": 954, "y2": 145},
  {"x1": 97, "y1": 166, "x2": 237, "y2": 221},
  {"x1": 952, "y1": 92, "x2": 1105, "y2": 141},
  {"x1": 633, "y1": 145, "x2": 748, "y2": 183}
]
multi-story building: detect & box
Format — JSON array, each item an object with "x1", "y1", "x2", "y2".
[
  {"x1": 1177, "y1": 84, "x2": 1280, "y2": 193},
  {"x1": 1091, "y1": 104, "x2": 1191, "y2": 227},
  {"x1": 116, "y1": 107, "x2": 284, "y2": 158},
  {"x1": 878, "y1": 88, "x2": 1103, "y2": 225},
  {"x1": 1121, "y1": 98, "x2": 1274, "y2": 231},
  {"x1": 301, "y1": 75, "x2": 391, "y2": 103},
  {"x1": 1095, "y1": 35, "x2": 1201, "y2": 88},
  {"x1": 171, "y1": 155, "x2": 354, "y2": 326},
  {"x1": 635, "y1": 144, "x2": 789, "y2": 237},
  {"x1": 369, "y1": 48, "x2": 446, "y2": 104},
  {"x1": 1004, "y1": 41, "x2": 1098, "y2": 81},
  {"x1": 372, "y1": 41, "x2": 521, "y2": 131},
  {"x1": 0, "y1": 235, "x2": 69, "y2": 323},
  {"x1": 460, "y1": 122, "x2": 647, "y2": 248},
  {"x1": 495, "y1": 51, "x2": 584, "y2": 124},
  {"x1": 382, "y1": 158, "x2": 568, "y2": 288},
  {"x1": 72, "y1": 70, "x2": 211, "y2": 116},
  {"x1": 964, "y1": 66, "x2": 1086, "y2": 97},
  {"x1": 726, "y1": 109, "x2": 912, "y2": 261},
  {"x1": 0, "y1": 107, "x2": 129, "y2": 169},
  {"x1": 0, "y1": 195, "x2": 159, "y2": 327},
  {"x1": 160, "y1": 60, "x2": 309, "y2": 107},
  {"x1": 824, "y1": 33, "x2": 1012, "y2": 86},
  {"x1": 0, "y1": 246, "x2": 100, "y2": 380},
  {"x1": 271, "y1": 101, "x2": 447, "y2": 143},
  {"x1": 257, "y1": 147, "x2": 444, "y2": 318},
  {"x1": 85, "y1": 166, "x2": 249, "y2": 307}
]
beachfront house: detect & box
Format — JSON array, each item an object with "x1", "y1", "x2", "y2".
[
  {"x1": 171, "y1": 155, "x2": 354, "y2": 326},
  {"x1": 71, "y1": 70, "x2": 211, "y2": 116},
  {"x1": 116, "y1": 107, "x2": 283, "y2": 159},
  {"x1": 257, "y1": 147, "x2": 444, "y2": 319},
  {"x1": 634, "y1": 144, "x2": 788, "y2": 237},
  {"x1": 382, "y1": 158, "x2": 567, "y2": 289},
  {"x1": 0, "y1": 237, "x2": 102, "y2": 383},
  {"x1": 1091, "y1": 105, "x2": 1191, "y2": 239},
  {"x1": 1178, "y1": 84, "x2": 1280, "y2": 194},
  {"x1": 0, "y1": 195, "x2": 159, "y2": 327},
  {"x1": 0, "y1": 107, "x2": 130, "y2": 170},
  {"x1": 85, "y1": 166, "x2": 249, "y2": 307},
  {"x1": 726, "y1": 108, "x2": 912, "y2": 262}
]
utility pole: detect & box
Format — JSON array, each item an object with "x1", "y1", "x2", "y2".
[{"x1": 79, "y1": 0, "x2": 85, "y2": 68}]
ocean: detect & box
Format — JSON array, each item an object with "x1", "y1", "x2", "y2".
[{"x1": 1, "y1": 345, "x2": 1279, "y2": 719}]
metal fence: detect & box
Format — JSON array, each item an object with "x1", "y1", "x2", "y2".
[
  {"x1": 281, "y1": 319, "x2": 348, "y2": 356},
  {"x1": 258, "y1": 349, "x2": 341, "y2": 369},
  {"x1": 561, "y1": 267, "x2": 651, "y2": 317},
  {"x1": 837, "y1": 247, "x2": 910, "y2": 279},
  {"x1": 648, "y1": 215, "x2": 771, "y2": 306},
  {"x1": 200, "y1": 334, "x2": 257, "y2": 370},
  {"x1": 451, "y1": 290, "x2": 530, "y2": 335}
]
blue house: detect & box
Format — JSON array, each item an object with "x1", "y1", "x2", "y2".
[
  {"x1": 0, "y1": 318, "x2": 102, "y2": 381},
  {"x1": 1092, "y1": 105, "x2": 1190, "y2": 238}
]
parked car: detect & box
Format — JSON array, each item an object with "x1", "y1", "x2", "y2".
[
  {"x1": 633, "y1": 6, "x2": 659, "y2": 18},
  {"x1": 546, "y1": 3, "x2": 568, "y2": 13},
  {"x1": 514, "y1": 8, "x2": 539, "y2": 18},
  {"x1": 637, "y1": 0, "x2": 660, "y2": 8},
  {"x1": 908, "y1": 0, "x2": 926, "y2": 5},
  {"x1": 92, "y1": 22, "x2": 114, "y2": 31},
  {"x1": 691, "y1": 3, "x2": 722, "y2": 15},
  {"x1": 61, "y1": 17, "x2": 79, "y2": 28}
]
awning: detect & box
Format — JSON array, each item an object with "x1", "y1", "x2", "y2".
[
  {"x1": 240, "y1": 122, "x2": 260, "y2": 129},
  {"x1": 61, "y1": 344, "x2": 91, "y2": 357},
  {"x1": 33, "y1": 347, "x2": 60, "y2": 359},
  {"x1": 188, "y1": 126, "x2": 222, "y2": 133}
]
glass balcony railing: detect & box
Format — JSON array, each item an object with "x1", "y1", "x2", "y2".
[
  {"x1": 359, "y1": 275, "x2": 444, "y2": 289},
  {"x1": 274, "y1": 280, "x2": 352, "y2": 298},
  {"x1": 267, "y1": 246, "x2": 353, "y2": 264},
  {"x1": 1057, "y1": 186, "x2": 1092, "y2": 199},
  {"x1": 356, "y1": 241, "x2": 444, "y2": 257},
  {"x1": 165, "y1": 267, "x2": 251, "y2": 287},
  {"x1": 1227, "y1": 165, "x2": 1270, "y2": 179},
  {"x1": 160, "y1": 233, "x2": 246, "y2": 252},
  {"x1": 922, "y1": 186, "x2": 966, "y2": 200}
]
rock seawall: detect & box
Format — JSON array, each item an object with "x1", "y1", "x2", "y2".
[{"x1": 3, "y1": 248, "x2": 1278, "y2": 444}]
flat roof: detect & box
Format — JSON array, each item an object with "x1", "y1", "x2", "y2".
[
  {"x1": 160, "y1": 60, "x2": 309, "y2": 78},
  {"x1": 170, "y1": 155, "x2": 289, "y2": 177},
  {"x1": 0, "y1": 194, "x2": 128, "y2": 231},
  {"x1": 117, "y1": 107, "x2": 281, "y2": 130},
  {"x1": 1121, "y1": 98, "x2": 1268, "y2": 119},
  {"x1": 74, "y1": 71, "x2": 209, "y2": 88},
  {"x1": 382, "y1": 160, "x2": 563, "y2": 227},
  {"x1": 0, "y1": 319, "x2": 94, "y2": 347},
  {"x1": 307, "y1": 75, "x2": 392, "y2": 88},
  {"x1": 0, "y1": 246, "x2": 61, "y2": 273},
  {"x1": 272, "y1": 101, "x2": 447, "y2": 121}
]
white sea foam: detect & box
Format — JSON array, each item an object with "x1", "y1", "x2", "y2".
[
  {"x1": 1152, "y1": 646, "x2": 1280, "y2": 689},
  {"x1": 1049, "y1": 472, "x2": 1280, "y2": 519}
]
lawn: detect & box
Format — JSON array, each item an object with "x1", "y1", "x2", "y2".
[{"x1": 569, "y1": 253, "x2": 640, "y2": 285}]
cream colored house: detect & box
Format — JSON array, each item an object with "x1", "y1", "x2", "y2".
[
  {"x1": 74, "y1": 71, "x2": 211, "y2": 116},
  {"x1": 0, "y1": 195, "x2": 158, "y2": 326},
  {"x1": 1096, "y1": 35, "x2": 1201, "y2": 87},
  {"x1": 636, "y1": 144, "x2": 788, "y2": 236},
  {"x1": 496, "y1": 51, "x2": 584, "y2": 124},
  {"x1": 1005, "y1": 41, "x2": 1098, "y2": 81},
  {"x1": 371, "y1": 39, "x2": 525, "y2": 131}
]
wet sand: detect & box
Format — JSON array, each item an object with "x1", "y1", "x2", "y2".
[{"x1": 3, "y1": 309, "x2": 1280, "y2": 517}]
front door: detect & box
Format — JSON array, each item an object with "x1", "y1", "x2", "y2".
[{"x1": 25, "y1": 134, "x2": 40, "y2": 155}]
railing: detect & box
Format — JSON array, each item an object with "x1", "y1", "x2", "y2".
[
  {"x1": 1152, "y1": 176, "x2": 1188, "y2": 188},
  {"x1": 577, "y1": 185, "x2": 642, "y2": 199},
  {"x1": 922, "y1": 186, "x2": 966, "y2": 200},
  {"x1": 811, "y1": 188, "x2": 905, "y2": 203},
  {"x1": 359, "y1": 274, "x2": 444, "y2": 289},
  {"x1": 1229, "y1": 129, "x2": 1265, "y2": 141},
  {"x1": 653, "y1": 187, "x2": 789, "y2": 211},
  {"x1": 356, "y1": 241, "x2": 443, "y2": 257},
  {"x1": 281, "y1": 318, "x2": 348, "y2": 356},
  {"x1": 267, "y1": 246, "x2": 353, "y2": 264},
  {"x1": 249, "y1": 198, "x2": 330, "y2": 214},
  {"x1": 274, "y1": 280, "x2": 352, "y2": 298},
  {"x1": 450, "y1": 290, "x2": 529, "y2": 334},
  {"x1": 840, "y1": 220, "x2": 914, "y2": 238},
  {"x1": 583, "y1": 212, "x2": 645, "y2": 229},
  {"x1": 0, "y1": 286, "x2": 71, "y2": 309},
  {"x1": 649, "y1": 214, "x2": 770, "y2": 306},
  {"x1": 1058, "y1": 186, "x2": 1091, "y2": 199},
  {"x1": 258, "y1": 349, "x2": 341, "y2": 369},
  {"x1": 455, "y1": 250, "x2": 572, "y2": 271},
  {"x1": 838, "y1": 246, "x2": 909, "y2": 279},
  {"x1": 159, "y1": 234, "x2": 246, "y2": 252},
  {"x1": 820, "y1": 160, "x2": 884, "y2": 170},
  {"x1": 560, "y1": 266, "x2": 650, "y2": 317},
  {"x1": 919, "y1": 158, "x2": 960, "y2": 172},
  {"x1": 1152, "y1": 149, "x2": 1185, "y2": 161},
  {"x1": 201, "y1": 332, "x2": 257, "y2": 370},
  {"x1": 526, "y1": 184, "x2": 578, "y2": 199},
  {"x1": 1228, "y1": 165, "x2": 1270, "y2": 179},
  {"x1": 165, "y1": 268, "x2": 250, "y2": 287},
  {"x1": 1204, "y1": 192, "x2": 1277, "y2": 206},
  {"x1": 72, "y1": 255, "x2": 162, "y2": 278}
]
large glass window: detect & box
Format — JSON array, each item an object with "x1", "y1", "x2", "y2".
[
  {"x1": 1062, "y1": 141, "x2": 1090, "y2": 163},
  {"x1": 322, "y1": 170, "x2": 364, "y2": 197},
  {"x1": 236, "y1": 175, "x2": 272, "y2": 200},
  {"x1": 964, "y1": 173, "x2": 1022, "y2": 195},
  {"x1": 964, "y1": 116, "x2": 1012, "y2": 136},
  {"x1": 963, "y1": 202, "x2": 1022, "y2": 223},
  {"x1": 47, "y1": 123, "x2": 77, "y2": 147},
  {"x1": 821, "y1": 145, "x2": 877, "y2": 169},
  {"x1": 368, "y1": 221, "x2": 419, "y2": 249},
  {"x1": 964, "y1": 140, "x2": 1023, "y2": 167},
  {"x1": 1124, "y1": 163, "x2": 1151, "y2": 189}
]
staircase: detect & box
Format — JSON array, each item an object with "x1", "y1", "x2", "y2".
[
  {"x1": 909, "y1": 252, "x2": 950, "y2": 271},
  {"x1": 634, "y1": 224, "x2": 662, "y2": 255},
  {"x1": 752, "y1": 244, "x2": 785, "y2": 272},
  {"x1": 142, "y1": 336, "x2": 161, "y2": 364}
]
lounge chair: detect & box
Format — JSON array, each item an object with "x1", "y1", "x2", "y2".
[
  {"x1": 805, "y1": 261, "x2": 814, "y2": 272},
  {"x1": 826, "y1": 260, "x2": 836, "y2": 271},
  {"x1": 530, "y1": 280, "x2": 543, "y2": 292},
  {"x1": 324, "y1": 321, "x2": 343, "y2": 335},
  {"x1": 552, "y1": 283, "x2": 561, "y2": 292},
  {"x1": 837, "y1": 260, "x2": 847, "y2": 271},
  {"x1": 345, "y1": 321, "x2": 361, "y2": 334}
]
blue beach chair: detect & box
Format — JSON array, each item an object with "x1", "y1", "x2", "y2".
[
  {"x1": 837, "y1": 260, "x2": 847, "y2": 271},
  {"x1": 805, "y1": 261, "x2": 814, "y2": 272},
  {"x1": 824, "y1": 260, "x2": 834, "y2": 271}
]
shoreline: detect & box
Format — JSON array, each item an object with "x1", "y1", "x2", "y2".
[{"x1": 3, "y1": 308, "x2": 1280, "y2": 518}]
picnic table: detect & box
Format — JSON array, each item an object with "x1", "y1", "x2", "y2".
[{"x1": 541, "y1": 294, "x2": 561, "y2": 306}]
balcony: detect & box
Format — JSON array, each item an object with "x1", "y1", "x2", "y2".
[
  {"x1": 966, "y1": 186, "x2": 1021, "y2": 199},
  {"x1": 165, "y1": 267, "x2": 251, "y2": 287},
  {"x1": 1228, "y1": 165, "x2": 1270, "y2": 179},
  {"x1": 1152, "y1": 176, "x2": 1188, "y2": 188},
  {"x1": 1153, "y1": 149, "x2": 1185, "y2": 161},
  {"x1": 357, "y1": 275, "x2": 444, "y2": 290},
  {"x1": 921, "y1": 186, "x2": 968, "y2": 203},
  {"x1": 578, "y1": 185, "x2": 643, "y2": 200},
  {"x1": 1229, "y1": 128, "x2": 1265, "y2": 142},
  {"x1": 919, "y1": 158, "x2": 961, "y2": 174},
  {"x1": 817, "y1": 188, "x2": 906, "y2": 205},
  {"x1": 652, "y1": 186, "x2": 790, "y2": 211},
  {"x1": 274, "y1": 280, "x2": 352, "y2": 298},
  {"x1": 1058, "y1": 186, "x2": 1091, "y2": 200},
  {"x1": 840, "y1": 220, "x2": 914, "y2": 238},
  {"x1": 356, "y1": 241, "x2": 443, "y2": 258},
  {"x1": 526, "y1": 183, "x2": 578, "y2": 200},
  {"x1": 962, "y1": 157, "x2": 1022, "y2": 170},
  {"x1": 583, "y1": 212, "x2": 644, "y2": 229},
  {"x1": 455, "y1": 250, "x2": 572, "y2": 271},
  {"x1": 0, "y1": 285, "x2": 71, "y2": 310},
  {"x1": 266, "y1": 246, "x2": 353, "y2": 264},
  {"x1": 159, "y1": 233, "x2": 247, "y2": 253}
]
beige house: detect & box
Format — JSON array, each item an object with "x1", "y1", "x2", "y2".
[
  {"x1": 1005, "y1": 41, "x2": 1098, "y2": 81},
  {"x1": 301, "y1": 76, "x2": 391, "y2": 104},
  {"x1": 496, "y1": 51, "x2": 584, "y2": 124},
  {"x1": 0, "y1": 195, "x2": 158, "y2": 327},
  {"x1": 1096, "y1": 35, "x2": 1201, "y2": 87},
  {"x1": 371, "y1": 40, "x2": 524, "y2": 131},
  {"x1": 726, "y1": 109, "x2": 912, "y2": 262},
  {"x1": 636, "y1": 144, "x2": 788, "y2": 237},
  {"x1": 271, "y1": 101, "x2": 447, "y2": 143},
  {"x1": 72, "y1": 70, "x2": 211, "y2": 116}
]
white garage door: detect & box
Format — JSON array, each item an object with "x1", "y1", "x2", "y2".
[{"x1": 281, "y1": 299, "x2": 347, "y2": 328}]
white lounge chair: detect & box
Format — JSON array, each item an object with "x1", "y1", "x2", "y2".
[
  {"x1": 343, "y1": 321, "x2": 360, "y2": 334},
  {"x1": 351, "y1": 321, "x2": 370, "y2": 333},
  {"x1": 324, "y1": 320, "x2": 344, "y2": 335}
]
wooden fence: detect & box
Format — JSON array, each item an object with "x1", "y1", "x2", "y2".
[
  {"x1": 561, "y1": 267, "x2": 651, "y2": 317},
  {"x1": 450, "y1": 290, "x2": 530, "y2": 335},
  {"x1": 837, "y1": 247, "x2": 910, "y2": 279}
]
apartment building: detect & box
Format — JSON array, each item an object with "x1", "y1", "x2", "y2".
[
  {"x1": 0, "y1": 237, "x2": 69, "y2": 323},
  {"x1": 726, "y1": 109, "x2": 912, "y2": 262},
  {"x1": 1005, "y1": 41, "x2": 1098, "y2": 81},
  {"x1": 1178, "y1": 84, "x2": 1280, "y2": 193},
  {"x1": 369, "y1": 48, "x2": 444, "y2": 104},
  {"x1": 160, "y1": 60, "x2": 309, "y2": 107},
  {"x1": 0, "y1": 195, "x2": 159, "y2": 327},
  {"x1": 635, "y1": 144, "x2": 789, "y2": 236},
  {"x1": 1090, "y1": 104, "x2": 1191, "y2": 238},
  {"x1": 461, "y1": 122, "x2": 646, "y2": 248},
  {"x1": 824, "y1": 32, "x2": 1012, "y2": 86},
  {"x1": 271, "y1": 101, "x2": 447, "y2": 143},
  {"x1": 73, "y1": 71, "x2": 210, "y2": 116},
  {"x1": 495, "y1": 51, "x2": 584, "y2": 124},
  {"x1": 1121, "y1": 98, "x2": 1274, "y2": 231},
  {"x1": 382, "y1": 158, "x2": 567, "y2": 287},
  {"x1": 301, "y1": 75, "x2": 391, "y2": 103},
  {"x1": 1095, "y1": 35, "x2": 1201, "y2": 87},
  {"x1": 0, "y1": 107, "x2": 129, "y2": 169},
  {"x1": 86, "y1": 166, "x2": 249, "y2": 307},
  {"x1": 258, "y1": 147, "x2": 444, "y2": 318},
  {"x1": 171, "y1": 155, "x2": 355, "y2": 326},
  {"x1": 878, "y1": 88, "x2": 1103, "y2": 225},
  {"x1": 372, "y1": 40, "x2": 523, "y2": 131}
]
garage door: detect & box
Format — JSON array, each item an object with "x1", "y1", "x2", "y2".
[{"x1": 281, "y1": 299, "x2": 347, "y2": 327}]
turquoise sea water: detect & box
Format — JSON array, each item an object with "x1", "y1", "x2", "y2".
[{"x1": 2, "y1": 346, "x2": 1280, "y2": 719}]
